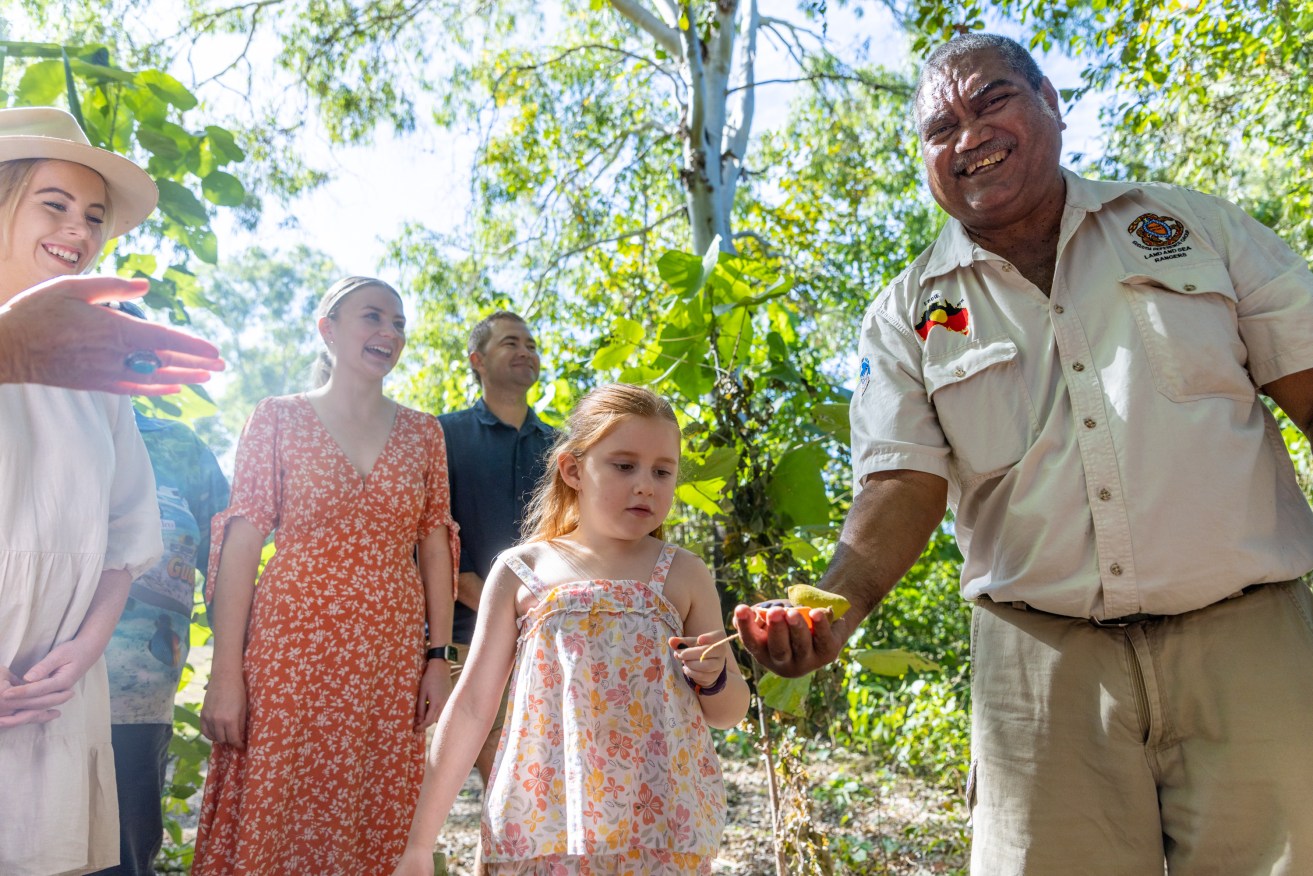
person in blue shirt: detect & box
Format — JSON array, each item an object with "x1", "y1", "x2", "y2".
[
  {"x1": 95, "y1": 315, "x2": 229, "y2": 875},
  {"x1": 437, "y1": 310, "x2": 554, "y2": 786}
]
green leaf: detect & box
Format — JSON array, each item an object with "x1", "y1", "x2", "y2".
[
  {"x1": 117, "y1": 252, "x2": 158, "y2": 277},
  {"x1": 810, "y1": 402, "x2": 850, "y2": 444},
  {"x1": 676, "y1": 480, "x2": 724, "y2": 517},
  {"x1": 766, "y1": 443, "x2": 831, "y2": 527},
  {"x1": 201, "y1": 170, "x2": 246, "y2": 206},
  {"x1": 850, "y1": 648, "x2": 941, "y2": 677},
  {"x1": 204, "y1": 126, "x2": 246, "y2": 163},
  {"x1": 137, "y1": 126, "x2": 183, "y2": 160},
  {"x1": 15, "y1": 59, "x2": 65, "y2": 106},
  {"x1": 591, "y1": 318, "x2": 642, "y2": 370},
  {"x1": 656, "y1": 239, "x2": 722, "y2": 300},
  {"x1": 657, "y1": 250, "x2": 707, "y2": 298},
  {"x1": 781, "y1": 535, "x2": 820, "y2": 562},
  {"x1": 156, "y1": 179, "x2": 209, "y2": 227},
  {"x1": 172, "y1": 703, "x2": 202, "y2": 730},
  {"x1": 185, "y1": 226, "x2": 219, "y2": 264},
  {"x1": 758, "y1": 671, "x2": 812, "y2": 716},
  {"x1": 689, "y1": 446, "x2": 739, "y2": 482},
  {"x1": 166, "y1": 382, "x2": 219, "y2": 418},
  {"x1": 135, "y1": 69, "x2": 198, "y2": 110},
  {"x1": 164, "y1": 265, "x2": 215, "y2": 309}
]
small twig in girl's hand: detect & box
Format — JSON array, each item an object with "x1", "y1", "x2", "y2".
[{"x1": 697, "y1": 632, "x2": 741, "y2": 660}]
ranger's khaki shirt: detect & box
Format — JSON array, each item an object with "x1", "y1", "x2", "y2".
[{"x1": 853, "y1": 170, "x2": 1313, "y2": 619}]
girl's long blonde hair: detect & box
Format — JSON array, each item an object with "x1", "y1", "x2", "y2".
[{"x1": 522, "y1": 383, "x2": 679, "y2": 543}]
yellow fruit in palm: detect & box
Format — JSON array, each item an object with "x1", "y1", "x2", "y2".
[{"x1": 787, "y1": 584, "x2": 851, "y2": 620}]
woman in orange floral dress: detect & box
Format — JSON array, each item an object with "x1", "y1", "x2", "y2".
[{"x1": 193, "y1": 276, "x2": 459, "y2": 874}]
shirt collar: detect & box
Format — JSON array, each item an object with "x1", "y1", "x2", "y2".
[
  {"x1": 918, "y1": 168, "x2": 1142, "y2": 285},
  {"x1": 473, "y1": 396, "x2": 552, "y2": 435}
]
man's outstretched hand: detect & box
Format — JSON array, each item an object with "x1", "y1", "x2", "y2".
[{"x1": 732, "y1": 601, "x2": 850, "y2": 678}]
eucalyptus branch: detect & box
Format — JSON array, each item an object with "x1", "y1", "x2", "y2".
[
  {"x1": 159, "y1": 0, "x2": 286, "y2": 46},
  {"x1": 869, "y1": 0, "x2": 911, "y2": 30},
  {"x1": 524, "y1": 207, "x2": 686, "y2": 311},
  {"x1": 491, "y1": 43, "x2": 683, "y2": 104},
  {"x1": 708, "y1": 0, "x2": 740, "y2": 74},
  {"x1": 654, "y1": 0, "x2": 681, "y2": 26},
  {"x1": 682, "y1": 7, "x2": 708, "y2": 147},
  {"x1": 757, "y1": 19, "x2": 810, "y2": 67},
  {"x1": 307, "y1": 0, "x2": 431, "y2": 66},
  {"x1": 610, "y1": 0, "x2": 683, "y2": 57},
  {"x1": 534, "y1": 127, "x2": 642, "y2": 211},
  {"x1": 194, "y1": 8, "x2": 262, "y2": 87},
  {"x1": 757, "y1": 15, "x2": 826, "y2": 47},
  {"x1": 732, "y1": 230, "x2": 774, "y2": 255},
  {"x1": 726, "y1": 71, "x2": 907, "y2": 95},
  {"x1": 724, "y1": 0, "x2": 757, "y2": 178}
]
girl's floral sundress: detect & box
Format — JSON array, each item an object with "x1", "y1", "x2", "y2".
[{"x1": 483, "y1": 542, "x2": 726, "y2": 875}]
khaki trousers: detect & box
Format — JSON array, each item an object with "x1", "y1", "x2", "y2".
[{"x1": 969, "y1": 580, "x2": 1313, "y2": 876}]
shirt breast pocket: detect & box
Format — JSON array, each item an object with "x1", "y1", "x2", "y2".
[
  {"x1": 1121, "y1": 261, "x2": 1254, "y2": 403},
  {"x1": 925, "y1": 338, "x2": 1036, "y2": 479}
]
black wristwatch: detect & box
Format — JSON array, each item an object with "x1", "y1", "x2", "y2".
[{"x1": 426, "y1": 644, "x2": 458, "y2": 662}]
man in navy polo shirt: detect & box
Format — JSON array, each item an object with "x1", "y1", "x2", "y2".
[{"x1": 437, "y1": 310, "x2": 554, "y2": 786}]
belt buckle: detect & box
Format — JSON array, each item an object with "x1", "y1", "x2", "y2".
[{"x1": 1090, "y1": 612, "x2": 1156, "y2": 628}]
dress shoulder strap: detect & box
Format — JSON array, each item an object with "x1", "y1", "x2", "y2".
[
  {"x1": 499, "y1": 551, "x2": 552, "y2": 599},
  {"x1": 647, "y1": 542, "x2": 679, "y2": 594}
]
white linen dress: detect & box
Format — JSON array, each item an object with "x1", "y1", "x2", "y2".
[{"x1": 0, "y1": 383, "x2": 162, "y2": 876}]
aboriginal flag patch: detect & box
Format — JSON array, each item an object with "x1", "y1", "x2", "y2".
[
  {"x1": 915, "y1": 292, "x2": 969, "y2": 341},
  {"x1": 1128, "y1": 212, "x2": 1187, "y2": 249}
]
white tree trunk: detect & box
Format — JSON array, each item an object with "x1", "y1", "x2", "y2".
[{"x1": 611, "y1": 0, "x2": 760, "y2": 255}]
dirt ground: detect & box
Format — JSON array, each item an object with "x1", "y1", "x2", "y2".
[
  {"x1": 174, "y1": 647, "x2": 968, "y2": 875},
  {"x1": 427, "y1": 750, "x2": 967, "y2": 876}
]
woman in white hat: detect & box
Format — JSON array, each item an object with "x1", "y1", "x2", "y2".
[
  {"x1": 0, "y1": 108, "x2": 223, "y2": 394},
  {"x1": 0, "y1": 106, "x2": 201, "y2": 876}
]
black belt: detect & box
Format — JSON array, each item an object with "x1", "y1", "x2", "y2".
[
  {"x1": 1089, "y1": 611, "x2": 1160, "y2": 628},
  {"x1": 1000, "y1": 582, "x2": 1273, "y2": 628}
]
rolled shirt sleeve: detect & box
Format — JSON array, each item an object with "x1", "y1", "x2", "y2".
[
  {"x1": 1204, "y1": 195, "x2": 1313, "y2": 386},
  {"x1": 850, "y1": 275, "x2": 952, "y2": 493}
]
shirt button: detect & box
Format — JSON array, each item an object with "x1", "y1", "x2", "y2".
[
  {"x1": 1001, "y1": 263, "x2": 1014, "y2": 272},
  {"x1": 1053, "y1": 305, "x2": 1065, "y2": 314},
  {"x1": 1109, "y1": 563, "x2": 1123, "y2": 576},
  {"x1": 954, "y1": 367, "x2": 965, "y2": 378},
  {"x1": 1098, "y1": 488, "x2": 1112, "y2": 501},
  {"x1": 1084, "y1": 417, "x2": 1097, "y2": 429},
  {"x1": 1072, "y1": 362, "x2": 1085, "y2": 372},
  {"x1": 1183, "y1": 284, "x2": 1197, "y2": 291}
]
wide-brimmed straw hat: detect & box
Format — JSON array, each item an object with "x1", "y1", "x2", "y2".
[{"x1": 0, "y1": 106, "x2": 159, "y2": 238}]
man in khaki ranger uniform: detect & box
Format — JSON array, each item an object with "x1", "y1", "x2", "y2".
[{"x1": 733, "y1": 32, "x2": 1313, "y2": 875}]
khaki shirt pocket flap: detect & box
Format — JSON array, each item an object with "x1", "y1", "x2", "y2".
[
  {"x1": 924, "y1": 338, "x2": 1021, "y2": 398},
  {"x1": 1119, "y1": 260, "x2": 1238, "y2": 303}
]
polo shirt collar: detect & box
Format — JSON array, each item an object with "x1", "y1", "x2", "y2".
[
  {"x1": 918, "y1": 167, "x2": 1142, "y2": 285},
  {"x1": 473, "y1": 396, "x2": 553, "y2": 435}
]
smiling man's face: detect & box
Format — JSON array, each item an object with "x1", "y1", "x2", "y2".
[{"x1": 916, "y1": 48, "x2": 1066, "y2": 235}]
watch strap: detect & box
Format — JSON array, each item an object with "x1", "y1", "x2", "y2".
[{"x1": 426, "y1": 644, "x2": 459, "y2": 662}]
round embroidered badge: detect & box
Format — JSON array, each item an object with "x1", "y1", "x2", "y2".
[{"x1": 1128, "y1": 212, "x2": 1186, "y2": 249}]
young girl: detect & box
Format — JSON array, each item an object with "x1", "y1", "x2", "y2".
[
  {"x1": 393, "y1": 383, "x2": 750, "y2": 875},
  {"x1": 194, "y1": 276, "x2": 458, "y2": 873}
]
